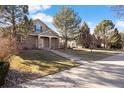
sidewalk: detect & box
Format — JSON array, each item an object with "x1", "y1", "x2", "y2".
[
  {"x1": 74, "y1": 48, "x2": 124, "y2": 54},
  {"x1": 94, "y1": 54, "x2": 124, "y2": 65}
]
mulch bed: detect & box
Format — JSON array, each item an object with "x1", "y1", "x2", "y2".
[{"x1": 1, "y1": 69, "x2": 41, "y2": 88}]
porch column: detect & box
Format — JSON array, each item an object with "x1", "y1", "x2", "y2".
[
  {"x1": 49, "y1": 37, "x2": 51, "y2": 49},
  {"x1": 58, "y1": 38, "x2": 60, "y2": 48},
  {"x1": 38, "y1": 35, "x2": 40, "y2": 48}
]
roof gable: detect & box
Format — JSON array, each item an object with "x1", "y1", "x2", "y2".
[{"x1": 31, "y1": 19, "x2": 59, "y2": 37}]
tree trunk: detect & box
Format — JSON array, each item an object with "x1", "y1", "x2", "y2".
[
  {"x1": 12, "y1": 8, "x2": 16, "y2": 37},
  {"x1": 64, "y1": 39, "x2": 68, "y2": 49},
  {"x1": 103, "y1": 27, "x2": 106, "y2": 49},
  {"x1": 104, "y1": 38, "x2": 105, "y2": 48}
]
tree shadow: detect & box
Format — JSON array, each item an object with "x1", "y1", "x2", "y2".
[
  {"x1": 18, "y1": 49, "x2": 68, "y2": 62},
  {"x1": 58, "y1": 48, "x2": 119, "y2": 61},
  {"x1": 18, "y1": 49, "x2": 79, "y2": 71}
]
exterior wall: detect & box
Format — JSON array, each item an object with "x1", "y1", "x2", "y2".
[
  {"x1": 51, "y1": 38, "x2": 59, "y2": 49},
  {"x1": 67, "y1": 41, "x2": 77, "y2": 48},
  {"x1": 41, "y1": 24, "x2": 48, "y2": 32},
  {"x1": 59, "y1": 40, "x2": 77, "y2": 48},
  {"x1": 22, "y1": 36, "x2": 37, "y2": 49}
]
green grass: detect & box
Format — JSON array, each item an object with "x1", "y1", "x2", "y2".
[{"x1": 58, "y1": 48, "x2": 116, "y2": 61}]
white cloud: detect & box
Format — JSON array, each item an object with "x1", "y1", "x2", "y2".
[
  {"x1": 29, "y1": 6, "x2": 41, "y2": 12},
  {"x1": 116, "y1": 20, "x2": 124, "y2": 27},
  {"x1": 30, "y1": 12, "x2": 53, "y2": 23},
  {"x1": 42, "y1": 5, "x2": 51, "y2": 10},
  {"x1": 29, "y1": 5, "x2": 51, "y2": 13},
  {"x1": 29, "y1": 5, "x2": 53, "y2": 23},
  {"x1": 115, "y1": 20, "x2": 124, "y2": 31}
]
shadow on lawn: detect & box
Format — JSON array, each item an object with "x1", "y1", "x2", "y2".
[
  {"x1": 59, "y1": 49, "x2": 123, "y2": 61},
  {"x1": 19, "y1": 50, "x2": 68, "y2": 63},
  {"x1": 16, "y1": 62, "x2": 124, "y2": 88},
  {"x1": 18, "y1": 49, "x2": 78, "y2": 69}
]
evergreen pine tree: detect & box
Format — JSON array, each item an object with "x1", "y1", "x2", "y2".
[
  {"x1": 78, "y1": 22, "x2": 91, "y2": 48},
  {"x1": 109, "y1": 28, "x2": 121, "y2": 48}
]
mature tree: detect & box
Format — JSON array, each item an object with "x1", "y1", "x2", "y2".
[
  {"x1": 111, "y1": 6, "x2": 124, "y2": 49},
  {"x1": 16, "y1": 15, "x2": 34, "y2": 41},
  {"x1": 94, "y1": 20, "x2": 115, "y2": 48},
  {"x1": 109, "y1": 28, "x2": 121, "y2": 49},
  {"x1": 120, "y1": 32, "x2": 124, "y2": 50},
  {"x1": 53, "y1": 6, "x2": 81, "y2": 48},
  {"x1": 120, "y1": 32, "x2": 124, "y2": 41},
  {"x1": 78, "y1": 22, "x2": 91, "y2": 48},
  {"x1": 0, "y1": 5, "x2": 28, "y2": 37}
]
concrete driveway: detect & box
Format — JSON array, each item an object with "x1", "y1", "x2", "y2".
[{"x1": 15, "y1": 54, "x2": 124, "y2": 88}]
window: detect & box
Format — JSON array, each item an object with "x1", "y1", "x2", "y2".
[{"x1": 35, "y1": 24, "x2": 41, "y2": 32}]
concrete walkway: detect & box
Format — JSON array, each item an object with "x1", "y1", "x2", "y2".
[
  {"x1": 75, "y1": 47, "x2": 123, "y2": 54},
  {"x1": 50, "y1": 50, "x2": 82, "y2": 62},
  {"x1": 14, "y1": 51, "x2": 124, "y2": 88}
]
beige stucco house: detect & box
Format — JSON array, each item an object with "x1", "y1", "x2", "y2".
[{"x1": 22, "y1": 19, "x2": 60, "y2": 49}]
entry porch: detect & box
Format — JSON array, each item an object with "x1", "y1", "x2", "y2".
[{"x1": 36, "y1": 35, "x2": 59, "y2": 49}]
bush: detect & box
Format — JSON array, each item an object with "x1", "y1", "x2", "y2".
[
  {"x1": 0, "y1": 36, "x2": 17, "y2": 86},
  {"x1": 97, "y1": 45, "x2": 101, "y2": 48},
  {"x1": 0, "y1": 61, "x2": 10, "y2": 86},
  {"x1": 0, "y1": 37, "x2": 17, "y2": 60},
  {"x1": 110, "y1": 44, "x2": 122, "y2": 49}
]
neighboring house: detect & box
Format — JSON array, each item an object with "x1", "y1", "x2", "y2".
[
  {"x1": 59, "y1": 39, "x2": 77, "y2": 48},
  {"x1": 22, "y1": 19, "x2": 60, "y2": 49},
  {"x1": 59, "y1": 34, "x2": 102, "y2": 49}
]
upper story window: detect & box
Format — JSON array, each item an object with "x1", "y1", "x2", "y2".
[{"x1": 35, "y1": 24, "x2": 42, "y2": 32}]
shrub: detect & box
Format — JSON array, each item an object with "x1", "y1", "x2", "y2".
[
  {"x1": 0, "y1": 36, "x2": 17, "y2": 86},
  {"x1": 0, "y1": 61, "x2": 10, "y2": 86},
  {"x1": 0, "y1": 37, "x2": 18, "y2": 61}
]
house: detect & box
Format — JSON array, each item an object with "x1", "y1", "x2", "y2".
[
  {"x1": 59, "y1": 39, "x2": 77, "y2": 48},
  {"x1": 22, "y1": 19, "x2": 60, "y2": 49}
]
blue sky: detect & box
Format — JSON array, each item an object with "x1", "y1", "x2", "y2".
[{"x1": 29, "y1": 5, "x2": 124, "y2": 33}]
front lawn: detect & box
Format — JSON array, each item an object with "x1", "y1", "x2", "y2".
[
  {"x1": 58, "y1": 48, "x2": 116, "y2": 61},
  {"x1": 2, "y1": 50, "x2": 79, "y2": 87}
]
